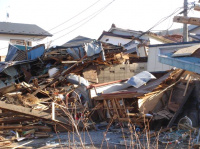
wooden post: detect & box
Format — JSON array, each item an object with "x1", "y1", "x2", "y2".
[
  {"x1": 24, "y1": 41, "x2": 28, "y2": 60},
  {"x1": 52, "y1": 102, "x2": 55, "y2": 120},
  {"x1": 194, "y1": 4, "x2": 200, "y2": 11},
  {"x1": 183, "y1": 0, "x2": 188, "y2": 42},
  {"x1": 183, "y1": 76, "x2": 191, "y2": 96}
]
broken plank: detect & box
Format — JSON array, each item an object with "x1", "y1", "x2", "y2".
[
  {"x1": 167, "y1": 83, "x2": 194, "y2": 127},
  {"x1": 194, "y1": 4, "x2": 200, "y2": 11},
  {"x1": 0, "y1": 125, "x2": 51, "y2": 132},
  {"x1": 0, "y1": 117, "x2": 35, "y2": 124},
  {"x1": 62, "y1": 61, "x2": 78, "y2": 63},
  {"x1": 183, "y1": 76, "x2": 191, "y2": 96},
  {"x1": 0, "y1": 84, "x2": 21, "y2": 96},
  {"x1": 0, "y1": 101, "x2": 67, "y2": 124}
]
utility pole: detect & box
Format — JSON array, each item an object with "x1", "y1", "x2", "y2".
[{"x1": 183, "y1": 0, "x2": 188, "y2": 42}]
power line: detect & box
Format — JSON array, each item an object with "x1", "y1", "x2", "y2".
[
  {"x1": 0, "y1": 0, "x2": 114, "y2": 51},
  {"x1": 26, "y1": 0, "x2": 101, "y2": 42},
  {"x1": 47, "y1": 0, "x2": 101, "y2": 32},
  {"x1": 52, "y1": 6, "x2": 109, "y2": 35},
  {"x1": 136, "y1": 6, "x2": 184, "y2": 38},
  {"x1": 35, "y1": 0, "x2": 115, "y2": 43},
  {"x1": 163, "y1": 4, "x2": 195, "y2": 35},
  {"x1": 0, "y1": 0, "x2": 101, "y2": 50},
  {"x1": 46, "y1": 0, "x2": 115, "y2": 44}
]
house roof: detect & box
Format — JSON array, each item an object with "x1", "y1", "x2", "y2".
[
  {"x1": 108, "y1": 24, "x2": 143, "y2": 35},
  {"x1": 0, "y1": 22, "x2": 52, "y2": 37},
  {"x1": 98, "y1": 31, "x2": 137, "y2": 40},
  {"x1": 147, "y1": 32, "x2": 175, "y2": 43},
  {"x1": 149, "y1": 41, "x2": 200, "y2": 48},
  {"x1": 157, "y1": 25, "x2": 200, "y2": 36},
  {"x1": 162, "y1": 35, "x2": 183, "y2": 42},
  {"x1": 100, "y1": 24, "x2": 175, "y2": 44},
  {"x1": 62, "y1": 36, "x2": 94, "y2": 47},
  {"x1": 189, "y1": 34, "x2": 200, "y2": 41}
]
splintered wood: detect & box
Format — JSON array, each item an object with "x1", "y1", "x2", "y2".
[{"x1": 93, "y1": 69, "x2": 195, "y2": 128}]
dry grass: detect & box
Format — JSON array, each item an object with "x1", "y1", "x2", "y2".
[{"x1": 48, "y1": 105, "x2": 198, "y2": 149}]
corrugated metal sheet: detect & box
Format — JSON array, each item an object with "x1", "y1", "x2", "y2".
[
  {"x1": 62, "y1": 36, "x2": 93, "y2": 47},
  {"x1": 93, "y1": 70, "x2": 173, "y2": 99},
  {"x1": 0, "y1": 60, "x2": 36, "y2": 73}
]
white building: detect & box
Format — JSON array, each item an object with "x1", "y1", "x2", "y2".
[
  {"x1": 157, "y1": 25, "x2": 200, "y2": 41},
  {"x1": 147, "y1": 41, "x2": 200, "y2": 72},
  {"x1": 98, "y1": 24, "x2": 175, "y2": 57},
  {"x1": 0, "y1": 22, "x2": 52, "y2": 56}
]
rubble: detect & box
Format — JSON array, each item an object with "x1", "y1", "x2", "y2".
[{"x1": 0, "y1": 37, "x2": 200, "y2": 148}]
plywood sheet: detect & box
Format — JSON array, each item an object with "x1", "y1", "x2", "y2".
[{"x1": 172, "y1": 44, "x2": 200, "y2": 57}]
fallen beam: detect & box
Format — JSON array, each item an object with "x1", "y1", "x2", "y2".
[
  {"x1": 0, "y1": 117, "x2": 35, "y2": 124},
  {"x1": 0, "y1": 101, "x2": 67, "y2": 124},
  {"x1": 0, "y1": 125, "x2": 51, "y2": 132},
  {"x1": 173, "y1": 16, "x2": 200, "y2": 26}
]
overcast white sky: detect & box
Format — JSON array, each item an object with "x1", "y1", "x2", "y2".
[{"x1": 0, "y1": 0, "x2": 200, "y2": 47}]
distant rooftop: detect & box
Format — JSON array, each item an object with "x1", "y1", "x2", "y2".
[
  {"x1": 62, "y1": 36, "x2": 94, "y2": 47},
  {"x1": 0, "y1": 22, "x2": 52, "y2": 36},
  {"x1": 156, "y1": 25, "x2": 200, "y2": 36}
]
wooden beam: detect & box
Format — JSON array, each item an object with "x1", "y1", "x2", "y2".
[
  {"x1": 194, "y1": 4, "x2": 200, "y2": 11},
  {"x1": 167, "y1": 83, "x2": 194, "y2": 127},
  {"x1": 0, "y1": 125, "x2": 51, "y2": 131},
  {"x1": 183, "y1": 76, "x2": 191, "y2": 96},
  {"x1": 93, "y1": 92, "x2": 143, "y2": 100},
  {"x1": 24, "y1": 41, "x2": 28, "y2": 60},
  {"x1": 0, "y1": 101, "x2": 67, "y2": 124},
  {"x1": 173, "y1": 16, "x2": 200, "y2": 26},
  {"x1": 0, "y1": 117, "x2": 35, "y2": 124},
  {"x1": 0, "y1": 84, "x2": 20, "y2": 96}
]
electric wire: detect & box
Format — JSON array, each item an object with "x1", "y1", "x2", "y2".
[
  {"x1": 0, "y1": 0, "x2": 101, "y2": 50},
  {"x1": 0, "y1": 1, "x2": 195, "y2": 51},
  {"x1": 0, "y1": 0, "x2": 114, "y2": 50},
  {"x1": 45, "y1": 0, "x2": 115, "y2": 44},
  {"x1": 5, "y1": 0, "x2": 115, "y2": 48},
  {"x1": 137, "y1": 6, "x2": 184, "y2": 38},
  {"x1": 26, "y1": 0, "x2": 101, "y2": 41},
  {"x1": 36, "y1": 0, "x2": 115, "y2": 43},
  {"x1": 156, "y1": 4, "x2": 195, "y2": 34}
]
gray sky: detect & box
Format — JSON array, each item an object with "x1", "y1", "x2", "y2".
[{"x1": 0, "y1": 0, "x2": 199, "y2": 46}]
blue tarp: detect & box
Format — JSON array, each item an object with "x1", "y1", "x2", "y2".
[
  {"x1": 5, "y1": 44, "x2": 45, "y2": 61},
  {"x1": 15, "y1": 45, "x2": 32, "y2": 51},
  {"x1": 28, "y1": 45, "x2": 45, "y2": 60},
  {"x1": 5, "y1": 44, "x2": 19, "y2": 62}
]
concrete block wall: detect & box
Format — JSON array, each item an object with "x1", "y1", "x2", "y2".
[{"x1": 98, "y1": 63, "x2": 147, "y2": 83}]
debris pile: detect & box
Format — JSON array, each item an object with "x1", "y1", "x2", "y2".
[
  {"x1": 0, "y1": 40, "x2": 128, "y2": 145},
  {"x1": 0, "y1": 38, "x2": 200, "y2": 147}
]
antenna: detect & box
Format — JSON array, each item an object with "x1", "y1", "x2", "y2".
[{"x1": 5, "y1": 6, "x2": 10, "y2": 22}]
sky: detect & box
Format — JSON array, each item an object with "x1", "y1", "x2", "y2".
[{"x1": 0, "y1": 0, "x2": 200, "y2": 47}]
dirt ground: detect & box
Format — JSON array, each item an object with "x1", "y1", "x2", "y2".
[{"x1": 7, "y1": 129, "x2": 193, "y2": 149}]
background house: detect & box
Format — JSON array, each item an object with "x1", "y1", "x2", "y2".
[
  {"x1": 147, "y1": 41, "x2": 200, "y2": 72},
  {"x1": 157, "y1": 25, "x2": 200, "y2": 41},
  {"x1": 0, "y1": 22, "x2": 52, "y2": 56},
  {"x1": 98, "y1": 24, "x2": 175, "y2": 58},
  {"x1": 62, "y1": 35, "x2": 93, "y2": 47},
  {"x1": 98, "y1": 24, "x2": 175, "y2": 46}
]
